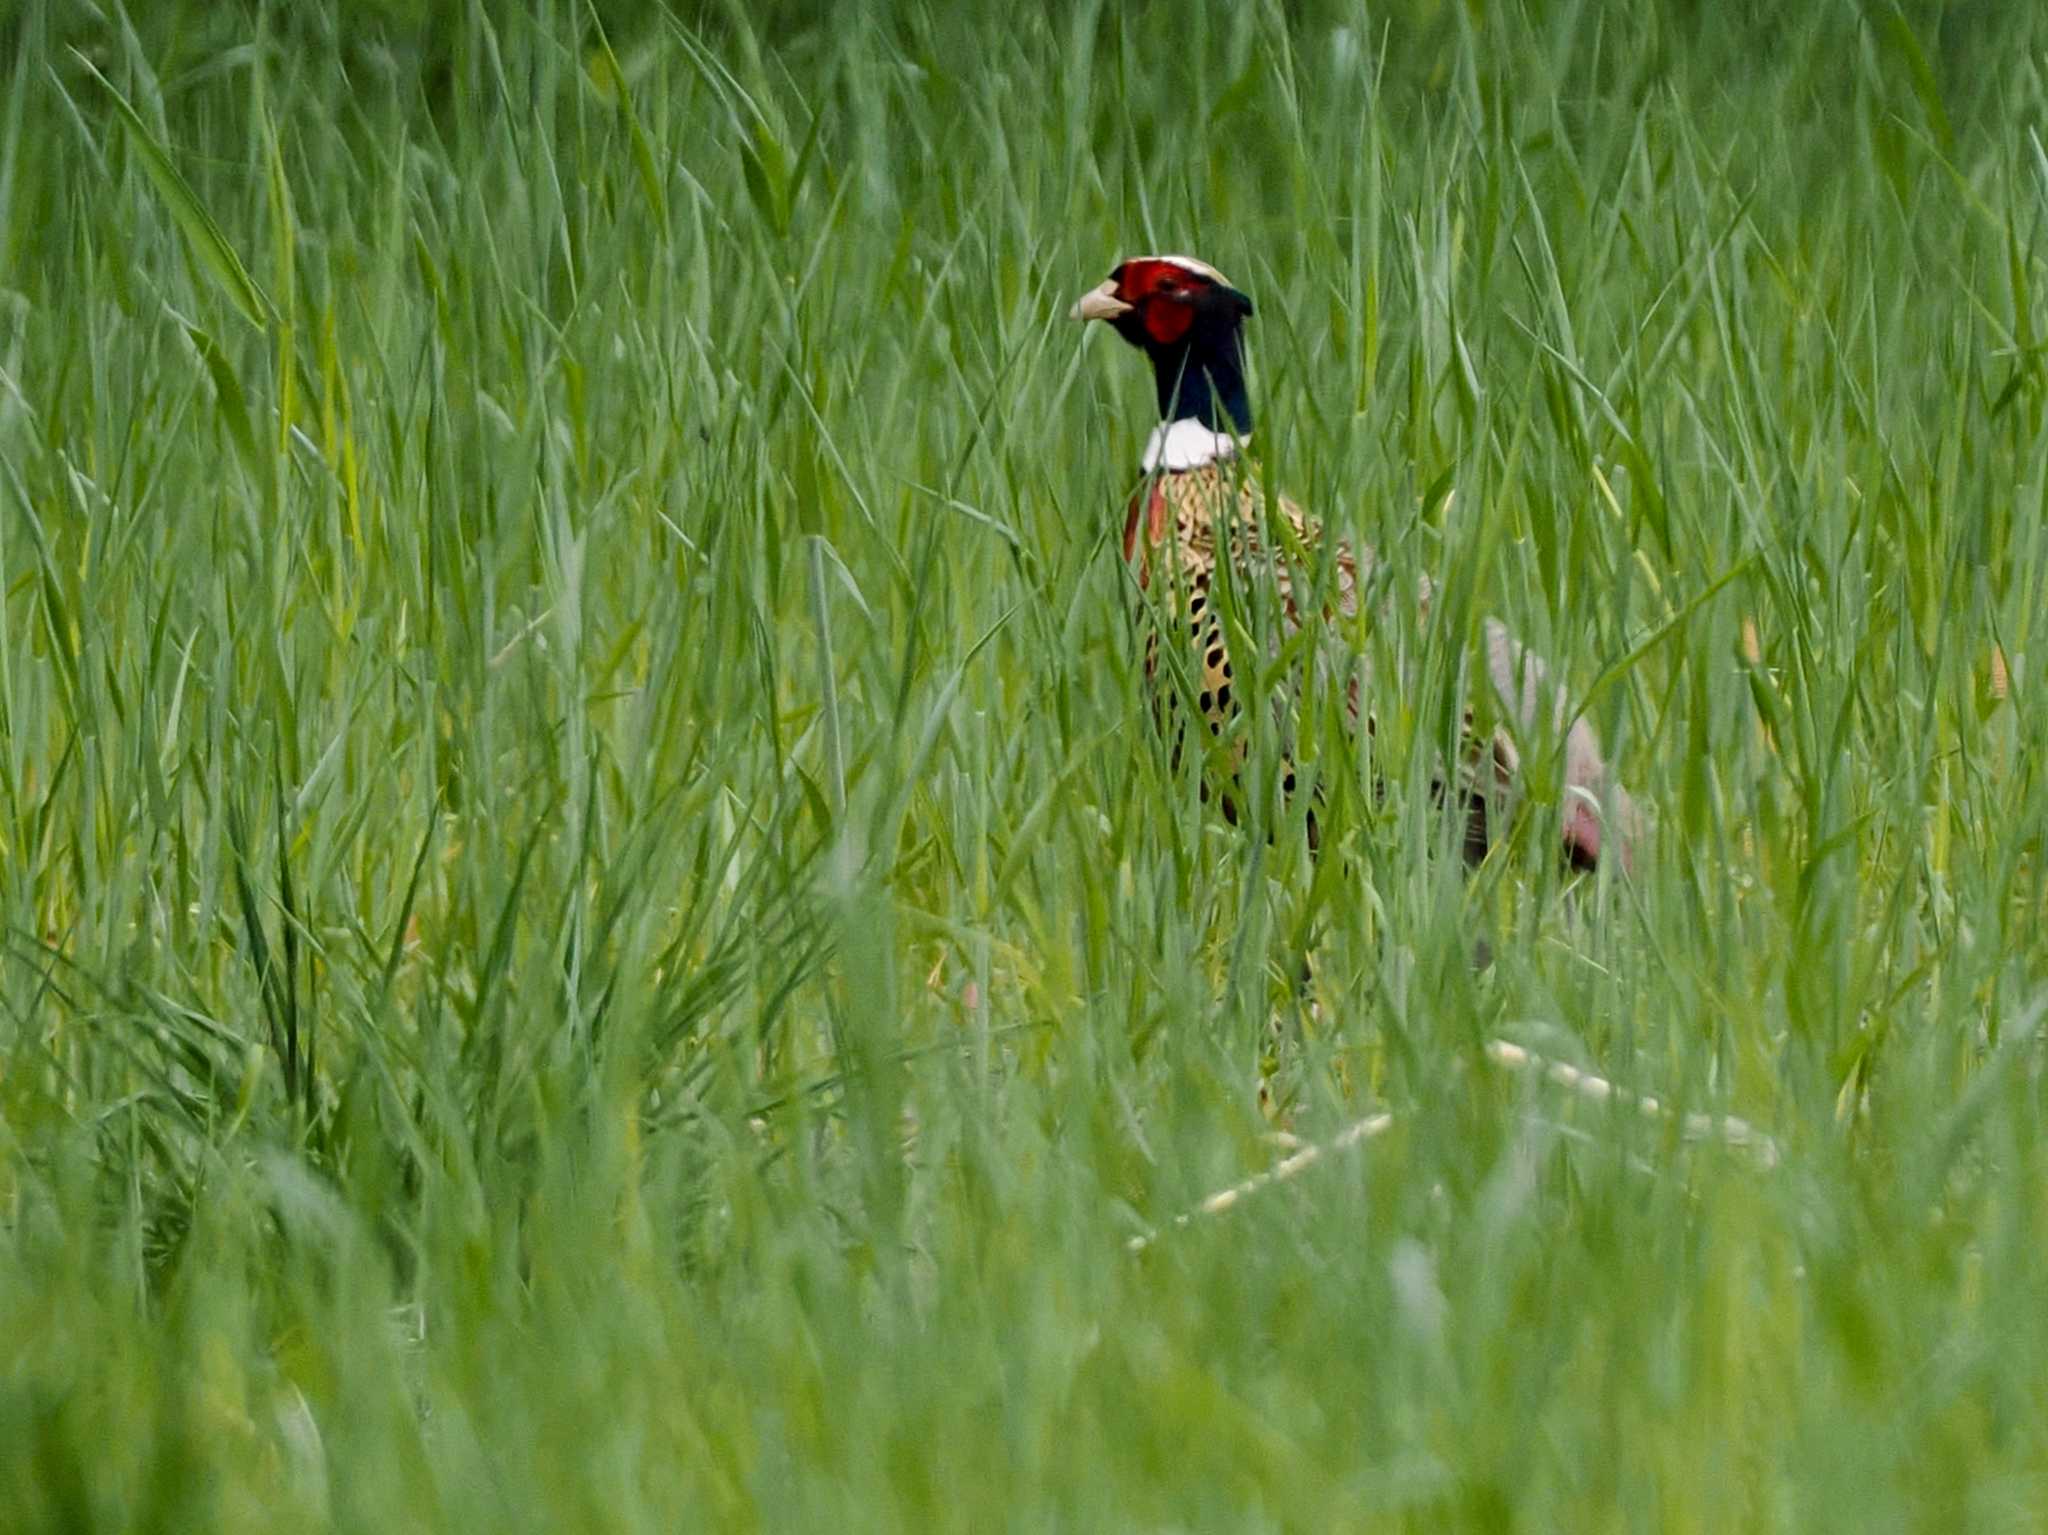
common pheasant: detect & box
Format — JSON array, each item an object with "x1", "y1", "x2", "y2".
[{"x1": 1071, "y1": 254, "x2": 1638, "y2": 870}]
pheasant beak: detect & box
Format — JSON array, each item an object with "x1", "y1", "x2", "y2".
[{"x1": 1069, "y1": 279, "x2": 1131, "y2": 323}]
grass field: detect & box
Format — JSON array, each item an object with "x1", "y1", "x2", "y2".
[{"x1": 4, "y1": 0, "x2": 2048, "y2": 1527}]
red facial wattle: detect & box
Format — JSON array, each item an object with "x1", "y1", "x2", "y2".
[
  {"x1": 1140, "y1": 300, "x2": 1194, "y2": 345},
  {"x1": 1112, "y1": 259, "x2": 1201, "y2": 346}
]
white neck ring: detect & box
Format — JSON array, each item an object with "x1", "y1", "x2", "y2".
[{"x1": 1140, "y1": 418, "x2": 1241, "y2": 473}]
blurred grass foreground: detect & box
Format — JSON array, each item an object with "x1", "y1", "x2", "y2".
[{"x1": 4, "y1": 0, "x2": 2048, "y2": 1527}]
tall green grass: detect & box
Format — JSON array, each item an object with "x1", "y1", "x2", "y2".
[{"x1": 2, "y1": 0, "x2": 2047, "y2": 1526}]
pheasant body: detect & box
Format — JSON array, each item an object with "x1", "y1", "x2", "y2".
[
  {"x1": 1123, "y1": 455, "x2": 1522, "y2": 858},
  {"x1": 1075, "y1": 253, "x2": 1639, "y2": 871}
]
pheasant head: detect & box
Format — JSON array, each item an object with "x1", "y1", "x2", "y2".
[{"x1": 1072, "y1": 255, "x2": 1256, "y2": 471}]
